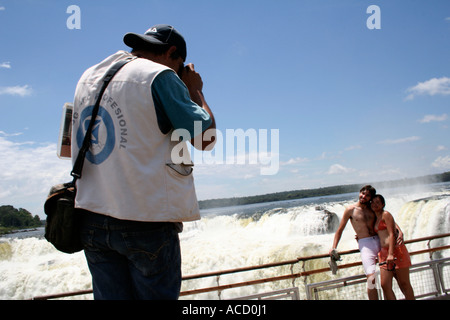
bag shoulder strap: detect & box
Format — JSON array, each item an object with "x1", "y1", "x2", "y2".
[{"x1": 71, "y1": 56, "x2": 137, "y2": 181}]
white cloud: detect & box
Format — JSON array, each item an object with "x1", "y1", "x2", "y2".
[
  {"x1": 0, "y1": 7, "x2": 5, "y2": 11},
  {"x1": 419, "y1": 114, "x2": 448, "y2": 123},
  {"x1": 436, "y1": 145, "x2": 447, "y2": 152},
  {"x1": 345, "y1": 145, "x2": 362, "y2": 151},
  {"x1": 0, "y1": 62, "x2": 11, "y2": 69},
  {"x1": 327, "y1": 164, "x2": 355, "y2": 175},
  {"x1": 0, "y1": 131, "x2": 22, "y2": 137},
  {"x1": 318, "y1": 152, "x2": 327, "y2": 160},
  {"x1": 0, "y1": 85, "x2": 32, "y2": 97},
  {"x1": 0, "y1": 133, "x2": 72, "y2": 217},
  {"x1": 377, "y1": 136, "x2": 420, "y2": 145},
  {"x1": 406, "y1": 77, "x2": 450, "y2": 100},
  {"x1": 431, "y1": 155, "x2": 450, "y2": 170},
  {"x1": 281, "y1": 157, "x2": 309, "y2": 165}
]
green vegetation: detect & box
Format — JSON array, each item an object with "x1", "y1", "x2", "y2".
[
  {"x1": 198, "y1": 171, "x2": 450, "y2": 210},
  {"x1": 0, "y1": 205, "x2": 43, "y2": 235}
]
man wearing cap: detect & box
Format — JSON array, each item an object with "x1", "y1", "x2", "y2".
[{"x1": 72, "y1": 25, "x2": 216, "y2": 300}]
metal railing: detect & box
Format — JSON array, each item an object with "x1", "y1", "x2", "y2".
[
  {"x1": 232, "y1": 287, "x2": 300, "y2": 300},
  {"x1": 178, "y1": 233, "x2": 450, "y2": 300},
  {"x1": 32, "y1": 233, "x2": 450, "y2": 300},
  {"x1": 306, "y1": 257, "x2": 450, "y2": 300}
]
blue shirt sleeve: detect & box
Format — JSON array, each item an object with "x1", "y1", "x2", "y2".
[{"x1": 151, "y1": 70, "x2": 212, "y2": 138}]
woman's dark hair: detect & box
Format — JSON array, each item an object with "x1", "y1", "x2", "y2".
[{"x1": 373, "y1": 194, "x2": 385, "y2": 208}]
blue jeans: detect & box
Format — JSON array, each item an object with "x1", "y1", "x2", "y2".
[{"x1": 80, "y1": 210, "x2": 182, "y2": 300}]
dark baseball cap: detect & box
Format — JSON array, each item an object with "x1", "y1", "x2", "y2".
[{"x1": 123, "y1": 24, "x2": 187, "y2": 61}]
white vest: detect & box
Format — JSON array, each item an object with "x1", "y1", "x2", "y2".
[{"x1": 72, "y1": 51, "x2": 200, "y2": 222}]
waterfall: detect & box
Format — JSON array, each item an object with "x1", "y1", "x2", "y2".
[
  {"x1": 1, "y1": 184, "x2": 449, "y2": 299},
  {"x1": 395, "y1": 195, "x2": 450, "y2": 261}
]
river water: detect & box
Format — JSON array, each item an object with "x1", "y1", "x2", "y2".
[{"x1": 1, "y1": 182, "x2": 449, "y2": 299}]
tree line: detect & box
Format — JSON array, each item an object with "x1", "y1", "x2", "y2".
[
  {"x1": 0, "y1": 205, "x2": 42, "y2": 229},
  {"x1": 1, "y1": 172, "x2": 449, "y2": 225},
  {"x1": 198, "y1": 171, "x2": 450, "y2": 210}
]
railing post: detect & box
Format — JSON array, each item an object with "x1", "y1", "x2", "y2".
[
  {"x1": 427, "y1": 239, "x2": 434, "y2": 260},
  {"x1": 290, "y1": 263, "x2": 296, "y2": 288},
  {"x1": 301, "y1": 260, "x2": 308, "y2": 287},
  {"x1": 216, "y1": 275, "x2": 222, "y2": 299},
  {"x1": 431, "y1": 260, "x2": 443, "y2": 296}
]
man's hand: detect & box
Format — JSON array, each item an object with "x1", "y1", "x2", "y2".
[
  {"x1": 180, "y1": 63, "x2": 216, "y2": 151},
  {"x1": 181, "y1": 63, "x2": 203, "y2": 103}
]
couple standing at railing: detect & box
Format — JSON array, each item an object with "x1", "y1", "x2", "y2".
[{"x1": 330, "y1": 185, "x2": 415, "y2": 300}]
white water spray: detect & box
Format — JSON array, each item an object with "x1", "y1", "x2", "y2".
[{"x1": 1, "y1": 184, "x2": 449, "y2": 299}]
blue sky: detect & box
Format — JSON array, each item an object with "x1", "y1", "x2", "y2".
[{"x1": 0, "y1": 0, "x2": 449, "y2": 218}]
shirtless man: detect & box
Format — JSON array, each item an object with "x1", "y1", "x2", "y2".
[{"x1": 330, "y1": 185, "x2": 380, "y2": 300}]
